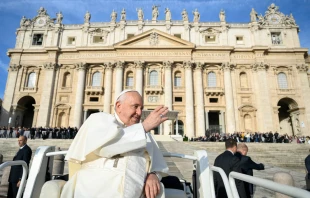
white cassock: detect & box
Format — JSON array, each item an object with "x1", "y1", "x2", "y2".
[{"x1": 60, "y1": 112, "x2": 169, "y2": 198}]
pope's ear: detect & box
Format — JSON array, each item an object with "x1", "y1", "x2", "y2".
[{"x1": 115, "y1": 101, "x2": 121, "y2": 111}]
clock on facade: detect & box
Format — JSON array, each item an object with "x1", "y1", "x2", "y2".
[
  {"x1": 268, "y1": 14, "x2": 281, "y2": 25},
  {"x1": 35, "y1": 17, "x2": 47, "y2": 27}
]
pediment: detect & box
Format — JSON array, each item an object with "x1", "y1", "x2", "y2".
[
  {"x1": 114, "y1": 29, "x2": 195, "y2": 49},
  {"x1": 200, "y1": 28, "x2": 221, "y2": 35}
]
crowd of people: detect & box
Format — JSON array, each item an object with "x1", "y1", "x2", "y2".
[
  {"x1": 0, "y1": 126, "x2": 79, "y2": 140},
  {"x1": 186, "y1": 131, "x2": 310, "y2": 144}
]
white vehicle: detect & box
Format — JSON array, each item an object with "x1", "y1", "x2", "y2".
[{"x1": 1, "y1": 146, "x2": 309, "y2": 198}]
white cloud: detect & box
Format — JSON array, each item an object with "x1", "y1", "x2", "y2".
[{"x1": 0, "y1": 59, "x2": 8, "y2": 72}]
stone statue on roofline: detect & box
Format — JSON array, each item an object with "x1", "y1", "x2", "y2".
[
  {"x1": 193, "y1": 9, "x2": 200, "y2": 22},
  {"x1": 181, "y1": 9, "x2": 188, "y2": 22},
  {"x1": 56, "y1": 11, "x2": 63, "y2": 24},
  {"x1": 219, "y1": 9, "x2": 225, "y2": 22},
  {"x1": 137, "y1": 8, "x2": 144, "y2": 21},
  {"x1": 152, "y1": 5, "x2": 159, "y2": 21},
  {"x1": 121, "y1": 8, "x2": 126, "y2": 21},
  {"x1": 84, "y1": 11, "x2": 91, "y2": 23},
  {"x1": 250, "y1": 8, "x2": 257, "y2": 22},
  {"x1": 165, "y1": 8, "x2": 171, "y2": 21},
  {"x1": 111, "y1": 10, "x2": 117, "y2": 23}
]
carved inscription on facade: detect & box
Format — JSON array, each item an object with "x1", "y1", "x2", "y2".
[
  {"x1": 193, "y1": 53, "x2": 229, "y2": 59},
  {"x1": 118, "y1": 51, "x2": 191, "y2": 57},
  {"x1": 57, "y1": 53, "x2": 117, "y2": 59}
]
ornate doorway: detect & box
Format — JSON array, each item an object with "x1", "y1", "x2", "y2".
[{"x1": 16, "y1": 96, "x2": 36, "y2": 128}]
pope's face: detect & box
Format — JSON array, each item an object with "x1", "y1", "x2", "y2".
[{"x1": 116, "y1": 92, "x2": 143, "y2": 126}]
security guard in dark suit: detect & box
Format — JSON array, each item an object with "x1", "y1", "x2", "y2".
[{"x1": 7, "y1": 136, "x2": 32, "y2": 198}]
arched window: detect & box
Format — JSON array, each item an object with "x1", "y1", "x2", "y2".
[
  {"x1": 126, "y1": 72, "x2": 134, "y2": 87},
  {"x1": 174, "y1": 72, "x2": 182, "y2": 87},
  {"x1": 149, "y1": 70, "x2": 158, "y2": 86},
  {"x1": 240, "y1": 72, "x2": 248, "y2": 88},
  {"x1": 91, "y1": 72, "x2": 101, "y2": 86},
  {"x1": 207, "y1": 72, "x2": 216, "y2": 87},
  {"x1": 62, "y1": 72, "x2": 71, "y2": 87},
  {"x1": 277, "y1": 72, "x2": 288, "y2": 89},
  {"x1": 27, "y1": 72, "x2": 36, "y2": 88}
]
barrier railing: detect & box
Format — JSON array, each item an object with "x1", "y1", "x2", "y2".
[
  {"x1": 209, "y1": 166, "x2": 233, "y2": 198},
  {"x1": 229, "y1": 171, "x2": 310, "y2": 198},
  {"x1": 0, "y1": 161, "x2": 28, "y2": 198}
]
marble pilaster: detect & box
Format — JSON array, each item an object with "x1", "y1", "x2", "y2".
[
  {"x1": 115, "y1": 61, "x2": 124, "y2": 97},
  {"x1": 104, "y1": 63, "x2": 113, "y2": 113},
  {"x1": 134, "y1": 61, "x2": 144, "y2": 96},
  {"x1": 194, "y1": 62, "x2": 206, "y2": 136},
  {"x1": 222, "y1": 62, "x2": 236, "y2": 133},
  {"x1": 183, "y1": 61, "x2": 195, "y2": 138},
  {"x1": 73, "y1": 63, "x2": 86, "y2": 128},
  {"x1": 37, "y1": 63, "x2": 58, "y2": 127},
  {"x1": 163, "y1": 61, "x2": 173, "y2": 135}
]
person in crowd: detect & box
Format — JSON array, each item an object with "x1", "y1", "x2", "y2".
[
  {"x1": 7, "y1": 136, "x2": 32, "y2": 198},
  {"x1": 60, "y1": 90, "x2": 169, "y2": 198},
  {"x1": 235, "y1": 143, "x2": 265, "y2": 198},
  {"x1": 213, "y1": 138, "x2": 246, "y2": 198},
  {"x1": 305, "y1": 149, "x2": 310, "y2": 191}
]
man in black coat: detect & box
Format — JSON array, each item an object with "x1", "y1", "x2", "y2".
[
  {"x1": 7, "y1": 136, "x2": 32, "y2": 198},
  {"x1": 305, "y1": 149, "x2": 310, "y2": 190},
  {"x1": 214, "y1": 139, "x2": 246, "y2": 198},
  {"x1": 235, "y1": 143, "x2": 264, "y2": 198}
]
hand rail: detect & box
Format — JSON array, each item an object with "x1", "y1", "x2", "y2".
[
  {"x1": 46, "y1": 150, "x2": 68, "y2": 157},
  {"x1": 0, "y1": 161, "x2": 28, "y2": 198},
  {"x1": 210, "y1": 166, "x2": 234, "y2": 198},
  {"x1": 229, "y1": 171, "x2": 310, "y2": 198},
  {"x1": 162, "y1": 152, "x2": 197, "y2": 160}
]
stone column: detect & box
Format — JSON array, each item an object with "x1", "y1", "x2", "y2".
[
  {"x1": 205, "y1": 110, "x2": 209, "y2": 131},
  {"x1": 184, "y1": 61, "x2": 195, "y2": 138},
  {"x1": 104, "y1": 62, "x2": 113, "y2": 113},
  {"x1": 135, "y1": 61, "x2": 144, "y2": 96},
  {"x1": 0, "y1": 65, "x2": 21, "y2": 126},
  {"x1": 32, "y1": 105, "x2": 39, "y2": 127},
  {"x1": 194, "y1": 62, "x2": 206, "y2": 137},
  {"x1": 296, "y1": 64, "x2": 310, "y2": 135},
  {"x1": 222, "y1": 62, "x2": 236, "y2": 133},
  {"x1": 252, "y1": 62, "x2": 273, "y2": 131},
  {"x1": 219, "y1": 111, "x2": 225, "y2": 133},
  {"x1": 163, "y1": 61, "x2": 173, "y2": 135},
  {"x1": 73, "y1": 63, "x2": 87, "y2": 128},
  {"x1": 115, "y1": 61, "x2": 124, "y2": 97},
  {"x1": 37, "y1": 63, "x2": 58, "y2": 127}
]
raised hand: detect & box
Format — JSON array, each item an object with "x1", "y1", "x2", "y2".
[{"x1": 142, "y1": 106, "x2": 169, "y2": 132}]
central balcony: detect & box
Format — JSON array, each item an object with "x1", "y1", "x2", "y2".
[
  {"x1": 85, "y1": 86, "x2": 104, "y2": 95},
  {"x1": 145, "y1": 85, "x2": 163, "y2": 95},
  {"x1": 204, "y1": 87, "x2": 224, "y2": 96}
]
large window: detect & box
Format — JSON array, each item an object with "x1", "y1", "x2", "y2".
[
  {"x1": 126, "y1": 72, "x2": 134, "y2": 87},
  {"x1": 32, "y1": 34, "x2": 43, "y2": 46},
  {"x1": 91, "y1": 72, "x2": 101, "y2": 86},
  {"x1": 207, "y1": 72, "x2": 216, "y2": 87},
  {"x1": 149, "y1": 70, "x2": 158, "y2": 86},
  {"x1": 277, "y1": 72, "x2": 288, "y2": 89},
  {"x1": 174, "y1": 72, "x2": 181, "y2": 87},
  {"x1": 27, "y1": 72, "x2": 36, "y2": 88}
]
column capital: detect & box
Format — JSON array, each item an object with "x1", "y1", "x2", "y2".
[
  {"x1": 9, "y1": 64, "x2": 21, "y2": 72},
  {"x1": 43, "y1": 62, "x2": 59, "y2": 70},
  {"x1": 163, "y1": 61, "x2": 173, "y2": 69},
  {"x1": 74, "y1": 62, "x2": 87, "y2": 70},
  {"x1": 104, "y1": 62, "x2": 114, "y2": 70},
  {"x1": 251, "y1": 62, "x2": 269, "y2": 71},
  {"x1": 194, "y1": 62, "x2": 205, "y2": 71},
  {"x1": 115, "y1": 61, "x2": 124, "y2": 69},
  {"x1": 134, "y1": 61, "x2": 145, "y2": 69},
  {"x1": 182, "y1": 61, "x2": 193, "y2": 69},
  {"x1": 296, "y1": 64, "x2": 308, "y2": 72},
  {"x1": 221, "y1": 62, "x2": 235, "y2": 71}
]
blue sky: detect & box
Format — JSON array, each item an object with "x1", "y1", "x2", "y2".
[{"x1": 0, "y1": 0, "x2": 309, "y2": 99}]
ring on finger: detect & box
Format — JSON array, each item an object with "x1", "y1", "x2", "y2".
[{"x1": 160, "y1": 114, "x2": 163, "y2": 118}]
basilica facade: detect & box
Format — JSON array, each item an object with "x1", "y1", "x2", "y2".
[{"x1": 1, "y1": 4, "x2": 310, "y2": 137}]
